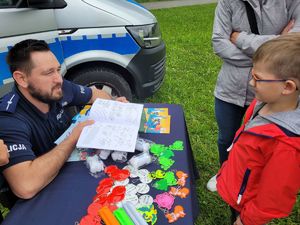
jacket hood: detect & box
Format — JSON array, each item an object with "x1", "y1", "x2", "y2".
[
  {"x1": 261, "y1": 100, "x2": 300, "y2": 136},
  {"x1": 243, "y1": 100, "x2": 300, "y2": 152}
]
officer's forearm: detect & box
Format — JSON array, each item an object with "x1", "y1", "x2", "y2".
[{"x1": 3, "y1": 137, "x2": 76, "y2": 199}]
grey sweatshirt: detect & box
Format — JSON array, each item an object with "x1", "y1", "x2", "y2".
[{"x1": 212, "y1": 0, "x2": 300, "y2": 107}]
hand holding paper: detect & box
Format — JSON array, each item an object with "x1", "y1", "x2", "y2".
[{"x1": 76, "y1": 99, "x2": 143, "y2": 152}]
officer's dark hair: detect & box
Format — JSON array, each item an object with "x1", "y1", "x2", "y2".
[{"x1": 6, "y1": 39, "x2": 50, "y2": 75}]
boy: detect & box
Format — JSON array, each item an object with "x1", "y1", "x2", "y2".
[{"x1": 216, "y1": 33, "x2": 300, "y2": 225}]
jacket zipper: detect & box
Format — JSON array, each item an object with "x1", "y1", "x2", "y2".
[{"x1": 237, "y1": 168, "x2": 251, "y2": 205}]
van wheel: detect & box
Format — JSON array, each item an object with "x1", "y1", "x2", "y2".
[
  {"x1": 70, "y1": 66, "x2": 132, "y2": 101},
  {"x1": 67, "y1": 66, "x2": 132, "y2": 116}
]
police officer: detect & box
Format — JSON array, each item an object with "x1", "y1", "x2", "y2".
[{"x1": 0, "y1": 39, "x2": 127, "y2": 199}]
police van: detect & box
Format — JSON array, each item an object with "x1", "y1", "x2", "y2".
[{"x1": 0, "y1": 0, "x2": 166, "y2": 101}]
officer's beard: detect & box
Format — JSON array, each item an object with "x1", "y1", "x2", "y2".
[{"x1": 28, "y1": 83, "x2": 63, "y2": 104}]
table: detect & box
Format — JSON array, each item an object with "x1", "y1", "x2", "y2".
[{"x1": 2, "y1": 104, "x2": 200, "y2": 225}]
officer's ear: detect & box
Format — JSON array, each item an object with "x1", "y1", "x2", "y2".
[{"x1": 13, "y1": 70, "x2": 29, "y2": 88}]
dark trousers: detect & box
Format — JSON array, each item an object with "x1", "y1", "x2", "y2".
[
  {"x1": 230, "y1": 207, "x2": 240, "y2": 225},
  {"x1": 215, "y1": 98, "x2": 248, "y2": 165}
]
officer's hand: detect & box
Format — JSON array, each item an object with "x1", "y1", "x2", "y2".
[
  {"x1": 68, "y1": 120, "x2": 95, "y2": 144},
  {"x1": 115, "y1": 96, "x2": 129, "y2": 103},
  {"x1": 0, "y1": 139, "x2": 9, "y2": 166}
]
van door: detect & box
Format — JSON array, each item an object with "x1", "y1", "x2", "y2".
[{"x1": 0, "y1": 0, "x2": 65, "y2": 97}]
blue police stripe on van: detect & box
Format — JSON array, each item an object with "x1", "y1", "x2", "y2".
[
  {"x1": 0, "y1": 39, "x2": 64, "y2": 85},
  {"x1": 49, "y1": 39, "x2": 65, "y2": 65},
  {"x1": 60, "y1": 34, "x2": 140, "y2": 58},
  {"x1": 0, "y1": 34, "x2": 140, "y2": 85},
  {"x1": 0, "y1": 51, "x2": 10, "y2": 84},
  {"x1": 127, "y1": 0, "x2": 146, "y2": 9}
]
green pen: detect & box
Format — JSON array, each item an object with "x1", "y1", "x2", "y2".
[{"x1": 113, "y1": 207, "x2": 135, "y2": 225}]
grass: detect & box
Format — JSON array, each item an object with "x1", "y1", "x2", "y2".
[{"x1": 142, "y1": 3, "x2": 300, "y2": 225}]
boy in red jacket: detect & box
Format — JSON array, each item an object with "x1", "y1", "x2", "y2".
[{"x1": 216, "y1": 33, "x2": 300, "y2": 225}]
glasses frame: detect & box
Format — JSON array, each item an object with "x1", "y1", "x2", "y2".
[
  {"x1": 251, "y1": 73, "x2": 287, "y2": 83},
  {"x1": 251, "y1": 72, "x2": 299, "y2": 91}
]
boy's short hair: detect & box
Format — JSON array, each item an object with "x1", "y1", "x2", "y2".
[
  {"x1": 253, "y1": 33, "x2": 300, "y2": 80},
  {"x1": 6, "y1": 39, "x2": 50, "y2": 75}
]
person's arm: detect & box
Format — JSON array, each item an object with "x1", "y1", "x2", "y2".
[
  {"x1": 232, "y1": 21, "x2": 292, "y2": 57},
  {"x1": 212, "y1": 0, "x2": 252, "y2": 67},
  {"x1": 3, "y1": 120, "x2": 94, "y2": 199},
  {"x1": 233, "y1": 1, "x2": 300, "y2": 57},
  {"x1": 87, "y1": 86, "x2": 112, "y2": 104},
  {"x1": 0, "y1": 140, "x2": 9, "y2": 166},
  {"x1": 288, "y1": 0, "x2": 300, "y2": 32},
  {"x1": 88, "y1": 86, "x2": 128, "y2": 104},
  {"x1": 239, "y1": 144, "x2": 300, "y2": 225},
  {"x1": 62, "y1": 80, "x2": 128, "y2": 107}
]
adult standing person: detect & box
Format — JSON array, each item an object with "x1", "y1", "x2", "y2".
[
  {"x1": 207, "y1": 0, "x2": 300, "y2": 191},
  {"x1": 0, "y1": 39, "x2": 127, "y2": 199}
]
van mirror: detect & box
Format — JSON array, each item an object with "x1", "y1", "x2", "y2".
[{"x1": 27, "y1": 0, "x2": 67, "y2": 9}]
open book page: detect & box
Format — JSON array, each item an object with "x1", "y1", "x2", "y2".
[
  {"x1": 76, "y1": 99, "x2": 144, "y2": 152},
  {"x1": 89, "y1": 98, "x2": 143, "y2": 126}
]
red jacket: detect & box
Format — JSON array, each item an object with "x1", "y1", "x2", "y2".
[{"x1": 217, "y1": 100, "x2": 300, "y2": 225}]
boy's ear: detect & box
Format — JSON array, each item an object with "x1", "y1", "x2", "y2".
[
  {"x1": 13, "y1": 71, "x2": 29, "y2": 88},
  {"x1": 282, "y1": 80, "x2": 298, "y2": 95}
]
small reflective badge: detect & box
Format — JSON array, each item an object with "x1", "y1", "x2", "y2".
[
  {"x1": 124, "y1": 194, "x2": 139, "y2": 206},
  {"x1": 136, "y1": 183, "x2": 150, "y2": 194},
  {"x1": 138, "y1": 195, "x2": 153, "y2": 207},
  {"x1": 125, "y1": 184, "x2": 137, "y2": 195}
]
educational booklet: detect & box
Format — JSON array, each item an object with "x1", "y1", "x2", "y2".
[
  {"x1": 76, "y1": 98, "x2": 144, "y2": 152},
  {"x1": 140, "y1": 108, "x2": 171, "y2": 134}
]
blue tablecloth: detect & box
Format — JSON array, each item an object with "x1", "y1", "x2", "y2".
[{"x1": 2, "y1": 103, "x2": 200, "y2": 225}]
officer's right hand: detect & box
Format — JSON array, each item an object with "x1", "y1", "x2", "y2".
[{"x1": 68, "y1": 120, "x2": 95, "y2": 144}]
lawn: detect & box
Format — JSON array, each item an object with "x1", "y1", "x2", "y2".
[{"x1": 143, "y1": 3, "x2": 300, "y2": 225}]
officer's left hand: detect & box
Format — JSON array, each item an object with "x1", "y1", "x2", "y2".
[{"x1": 115, "y1": 96, "x2": 129, "y2": 103}]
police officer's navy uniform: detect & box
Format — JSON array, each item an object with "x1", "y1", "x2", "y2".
[{"x1": 0, "y1": 79, "x2": 92, "y2": 171}]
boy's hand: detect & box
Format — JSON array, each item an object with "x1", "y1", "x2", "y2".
[
  {"x1": 234, "y1": 216, "x2": 244, "y2": 225},
  {"x1": 281, "y1": 19, "x2": 295, "y2": 34}
]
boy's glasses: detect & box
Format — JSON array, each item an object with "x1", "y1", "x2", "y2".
[
  {"x1": 251, "y1": 73, "x2": 298, "y2": 90},
  {"x1": 251, "y1": 73, "x2": 287, "y2": 83}
]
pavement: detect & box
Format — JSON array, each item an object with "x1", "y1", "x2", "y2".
[{"x1": 141, "y1": 0, "x2": 218, "y2": 10}]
